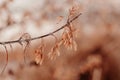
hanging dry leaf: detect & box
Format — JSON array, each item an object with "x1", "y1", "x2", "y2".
[
  {"x1": 60, "y1": 23, "x2": 78, "y2": 51},
  {"x1": 48, "y1": 43, "x2": 60, "y2": 60},
  {"x1": 34, "y1": 43, "x2": 45, "y2": 65}
]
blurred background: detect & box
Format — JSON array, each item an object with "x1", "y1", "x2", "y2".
[{"x1": 0, "y1": 0, "x2": 120, "y2": 80}]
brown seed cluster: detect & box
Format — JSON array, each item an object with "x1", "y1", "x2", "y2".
[
  {"x1": 34, "y1": 44, "x2": 44, "y2": 65},
  {"x1": 34, "y1": 6, "x2": 80, "y2": 64},
  {"x1": 60, "y1": 24, "x2": 77, "y2": 51},
  {"x1": 0, "y1": 3, "x2": 81, "y2": 73}
]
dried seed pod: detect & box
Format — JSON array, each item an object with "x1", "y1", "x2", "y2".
[
  {"x1": 60, "y1": 23, "x2": 78, "y2": 51},
  {"x1": 0, "y1": 10, "x2": 81, "y2": 74},
  {"x1": 48, "y1": 34, "x2": 61, "y2": 60},
  {"x1": 48, "y1": 43, "x2": 60, "y2": 60},
  {"x1": 34, "y1": 42, "x2": 45, "y2": 65}
]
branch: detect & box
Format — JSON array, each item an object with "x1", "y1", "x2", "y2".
[{"x1": 0, "y1": 13, "x2": 82, "y2": 45}]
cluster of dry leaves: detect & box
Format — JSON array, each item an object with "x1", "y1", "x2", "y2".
[
  {"x1": 0, "y1": 0, "x2": 120, "y2": 80},
  {"x1": 0, "y1": 1, "x2": 81, "y2": 74},
  {"x1": 34, "y1": 6, "x2": 80, "y2": 64}
]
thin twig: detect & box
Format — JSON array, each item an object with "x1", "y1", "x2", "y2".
[
  {"x1": 1, "y1": 45, "x2": 8, "y2": 74},
  {"x1": 0, "y1": 13, "x2": 82, "y2": 45}
]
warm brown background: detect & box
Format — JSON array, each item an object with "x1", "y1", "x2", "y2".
[{"x1": 0, "y1": 0, "x2": 120, "y2": 80}]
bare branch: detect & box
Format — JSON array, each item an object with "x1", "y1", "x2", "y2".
[{"x1": 0, "y1": 13, "x2": 82, "y2": 45}]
